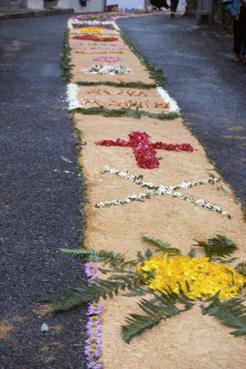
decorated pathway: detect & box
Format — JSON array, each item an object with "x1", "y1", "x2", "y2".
[{"x1": 62, "y1": 13, "x2": 246, "y2": 369}]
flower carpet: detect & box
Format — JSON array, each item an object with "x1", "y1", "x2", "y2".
[{"x1": 60, "y1": 13, "x2": 246, "y2": 369}]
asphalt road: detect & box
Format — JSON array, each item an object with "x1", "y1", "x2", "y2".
[
  {"x1": 0, "y1": 16, "x2": 87, "y2": 369},
  {"x1": 118, "y1": 14, "x2": 246, "y2": 212}
]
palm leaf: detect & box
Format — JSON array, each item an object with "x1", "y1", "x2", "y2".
[
  {"x1": 202, "y1": 297, "x2": 246, "y2": 336},
  {"x1": 121, "y1": 293, "x2": 193, "y2": 343},
  {"x1": 236, "y1": 261, "x2": 246, "y2": 277},
  {"x1": 194, "y1": 235, "x2": 237, "y2": 259},
  {"x1": 142, "y1": 236, "x2": 181, "y2": 256}
]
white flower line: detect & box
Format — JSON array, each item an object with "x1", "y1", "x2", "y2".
[
  {"x1": 66, "y1": 83, "x2": 81, "y2": 110},
  {"x1": 95, "y1": 166, "x2": 231, "y2": 218},
  {"x1": 156, "y1": 87, "x2": 180, "y2": 115}
]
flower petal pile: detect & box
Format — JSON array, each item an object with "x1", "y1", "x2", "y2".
[
  {"x1": 96, "y1": 131, "x2": 193, "y2": 169},
  {"x1": 138, "y1": 255, "x2": 245, "y2": 300}
]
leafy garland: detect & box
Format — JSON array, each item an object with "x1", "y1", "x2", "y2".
[
  {"x1": 53, "y1": 235, "x2": 246, "y2": 343},
  {"x1": 61, "y1": 30, "x2": 73, "y2": 84},
  {"x1": 95, "y1": 165, "x2": 231, "y2": 218},
  {"x1": 72, "y1": 106, "x2": 179, "y2": 121},
  {"x1": 119, "y1": 31, "x2": 165, "y2": 87}
]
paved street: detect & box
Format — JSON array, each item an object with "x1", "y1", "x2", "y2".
[
  {"x1": 0, "y1": 16, "x2": 86, "y2": 369},
  {"x1": 118, "y1": 14, "x2": 246, "y2": 211}
]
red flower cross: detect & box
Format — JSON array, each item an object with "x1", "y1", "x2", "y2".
[{"x1": 95, "y1": 131, "x2": 194, "y2": 169}]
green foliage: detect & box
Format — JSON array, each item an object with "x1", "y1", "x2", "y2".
[
  {"x1": 72, "y1": 106, "x2": 179, "y2": 121},
  {"x1": 53, "y1": 285, "x2": 99, "y2": 312},
  {"x1": 60, "y1": 248, "x2": 126, "y2": 267},
  {"x1": 61, "y1": 31, "x2": 73, "y2": 83},
  {"x1": 194, "y1": 235, "x2": 237, "y2": 259},
  {"x1": 202, "y1": 297, "x2": 246, "y2": 336},
  {"x1": 73, "y1": 127, "x2": 88, "y2": 247},
  {"x1": 55, "y1": 235, "x2": 245, "y2": 342},
  {"x1": 122, "y1": 293, "x2": 194, "y2": 343},
  {"x1": 236, "y1": 261, "x2": 246, "y2": 277},
  {"x1": 53, "y1": 273, "x2": 137, "y2": 313},
  {"x1": 77, "y1": 81, "x2": 156, "y2": 89},
  {"x1": 142, "y1": 236, "x2": 181, "y2": 256}
]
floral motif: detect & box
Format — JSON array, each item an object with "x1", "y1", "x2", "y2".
[
  {"x1": 95, "y1": 166, "x2": 231, "y2": 218},
  {"x1": 138, "y1": 255, "x2": 245, "y2": 300},
  {"x1": 95, "y1": 131, "x2": 193, "y2": 169},
  {"x1": 85, "y1": 63, "x2": 132, "y2": 75}
]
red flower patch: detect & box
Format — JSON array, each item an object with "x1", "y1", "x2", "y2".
[{"x1": 96, "y1": 131, "x2": 194, "y2": 169}]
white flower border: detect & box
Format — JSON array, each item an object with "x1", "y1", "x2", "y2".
[
  {"x1": 95, "y1": 166, "x2": 231, "y2": 218},
  {"x1": 66, "y1": 83, "x2": 80, "y2": 110},
  {"x1": 156, "y1": 87, "x2": 180, "y2": 115},
  {"x1": 66, "y1": 83, "x2": 180, "y2": 115}
]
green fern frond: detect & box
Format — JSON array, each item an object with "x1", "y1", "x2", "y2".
[
  {"x1": 52, "y1": 285, "x2": 100, "y2": 313},
  {"x1": 194, "y1": 235, "x2": 237, "y2": 259},
  {"x1": 53, "y1": 275, "x2": 137, "y2": 313},
  {"x1": 142, "y1": 236, "x2": 181, "y2": 256},
  {"x1": 202, "y1": 297, "x2": 246, "y2": 336},
  {"x1": 121, "y1": 293, "x2": 193, "y2": 343},
  {"x1": 236, "y1": 261, "x2": 246, "y2": 277},
  {"x1": 60, "y1": 248, "x2": 126, "y2": 267}
]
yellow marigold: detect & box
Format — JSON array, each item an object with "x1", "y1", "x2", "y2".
[{"x1": 137, "y1": 256, "x2": 245, "y2": 300}]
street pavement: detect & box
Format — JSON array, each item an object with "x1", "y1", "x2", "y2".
[
  {"x1": 118, "y1": 14, "x2": 246, "y2": 212},
  {"x1": 0, "y1": 16, "x2": 87, "y2": 369}
]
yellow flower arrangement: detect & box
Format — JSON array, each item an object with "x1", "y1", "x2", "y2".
[
  {"x1": 137, "y1": 255, "x2": 245, "y2": 300},
  {"x1": 79, "y1": 28, "x2": 104, "y2": 33}
]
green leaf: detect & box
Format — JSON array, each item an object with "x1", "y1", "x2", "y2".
[
  {"x1": 194, "y1": 235, "x2": 237, "y2": 259},
  {"x1": 202, "y1": 297, "x2": 246, "y2": 336},
  {"x1": 60, "y1": 248, "x2": 126, "y2": 267},
  {"x1": 236, "y1": 261, "x2": 246, "y2": 277},
  {"x1": 121, "y1": 293, "x2": 193, "y2": 343},
  {"x1": 52, "y1": 285, "x2": 100, "y2": 312},
  {"x1": 142, "y1": 236, "x2": 181, "y2": 256}
]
